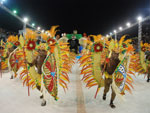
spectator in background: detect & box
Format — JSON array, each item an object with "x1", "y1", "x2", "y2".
[
  {"x1": 68, "y1": 35, "x2": 80, "y2": 54},
  {"x1": 36, "y1": 36, "x2": 41, "y2": 45},
  {"x1": 79, "y1": 33, "x2": 88, "y2": 53},
  {"x1": 89, "y1": 36, "x2": 94, "y2": 42},
  {"x1": 55, "y1": 34, "x2": 60, "y2": 42},
  {"x1": 0, "y1": 28, "x2": 17, "y2": 42},
  {"x1": 58, "y1": 33, "x2": 68, "y2": 43}
]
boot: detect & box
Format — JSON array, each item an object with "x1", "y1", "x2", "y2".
[
  {"x1": 103, "y1": 94, "x2": 106, "y2": 100},
  {"x1": 41, "y1": 100, "x2": 46, "y2": 106},
  {"x1": 40, "y1": 95, "x2": 43, "y2": 99},
  {"x1": 10, "y1": 75, "x2": 14, "y2": 79},
  {"x1": 110, "y1": 100, "x2": 116, "y2": 108}
]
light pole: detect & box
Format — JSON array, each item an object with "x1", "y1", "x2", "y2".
[
  {"x1": 22, "y1": 17, "x2": 29, "y2": 96},
  {"x1": 23, "y1": 17, "x2": 28, "y2": 38},
  {"x1": 137, "y1": 16, "x2": 142, "y2": 52},
  {"x1": 114, "y1": 30, "x2": 117, "y2": 41},
  {"x1": 105, "y1": 34, "x2": 109, "y2": 48}
]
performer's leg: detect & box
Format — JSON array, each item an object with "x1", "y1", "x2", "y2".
[
  {"x1": 41, "y1": 98, "x2": 46, "y2": 106},
  {"x1": 110, "y1": 86, "x2": 116, "y2": 108},
  {"x1": 36, "y1": 84, "x2": 44, "y2": 99},
  {"x1": 41, "y1": 88, "x2": 46, "y2": 106},
  {"x1": 147, "y1": 74, "x2": 150, "y2": 82},
  {"x1": 70, "y1": 48, "x2": 73, "y2": 52},
  {"x1": 37, "y1": 66, "x2": 42, "y2": 75},
  {"x1": 40, "y1": 76, "x2": 46, "y2": 106},
  {"x1": 36, "y1": 85, "x2": 41, "y2": 91},
  {"x1": 10, "y1": 70, "x2": 14, "y2": 79},
  {"x1": 75, "y1": 47, "x2": 78, "y2": 54},
  {"x1": 103, "y1": 78, "x2": 111, "y2": 100}
]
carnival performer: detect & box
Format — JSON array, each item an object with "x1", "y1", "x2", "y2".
[
  {"x1": 19, "y1": 26, "x2": 74, "y2": 106},
  {"x1": 55, "y1": 34, "x2": 60, "y2": 41},
  {"x1": 139, "y1": 43, "x2": 150, "y2": 82},
  {"x1": 26, "y1": 44, "x2": 47, "y2": 92},
  {"x1": 79, "y1": 35, "x2": 134, "y2": 108},
  {"x1": 101, "y1": 49, "x2": 120, "y2": 108},
  {"x1": 146, "y1": 54, "x2": 150, "y2": 82},
  {"x1": 0, "y1": 42, "x2": 7, "y2": 76},
  {"x1": 3, "y1": 35, "x2": 21, "y2": 79}
]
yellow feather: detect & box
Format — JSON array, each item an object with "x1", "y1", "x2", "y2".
[
  {"x1": 84, "y1": 76, "x2": 93, "y2": 82},
  {"x1": 80, "y1": 61, "x2": 92, "y2": 67},
  {"x1": 82, "y1": 68, "x2": 93, "y2": 74},
  {"x1": 124, "y1": 39, "x2": 132, "y2": 44},
  {"x1": 22, "y1": 75, "x2": 27, "y2": 81},
  {"x1": 119, "y1": 35, "x2": 126, "y2": 46},
  {"x1": 49, "y1": 25, "x2": 59, "y2": 37}
]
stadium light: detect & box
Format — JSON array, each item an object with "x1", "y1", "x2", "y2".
[
  {"x1": 119, "y1": 27, "x2": 123, "y2": 31},
  {"x1": 114, "y1": 30, "x2": 117, "y2": 33},
  {"x1": 137, "y1": 16, "x2": 143, "y2": 22},
  {"x1": 1, "y1": 0, "x2": 6, "y2": 4},
  {"x1": 31, "y1": 23, "x2": 35, "y2": 27},
  {"x1": 13, "y1": 10, "x2": 17, "y2": 14},
  {"x1": 126, "y1": 22, "x2": 131, "y2": 27},
  {"x1": 23, "y1": 17, "x2": 29, "y2": 23},
  {"x1": 37, "y1": 27, "x2": 41, "y2": 30},
  {"x1": 106, "y1": 34, "x2": 109, "y2": 37},
  {"x1": 41, "y1": 29, "x2": 45, "y2": 33}
]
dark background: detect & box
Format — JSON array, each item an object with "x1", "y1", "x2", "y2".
[{"x1": 0, "y1": 0, "x2": 150, "y2": 35}]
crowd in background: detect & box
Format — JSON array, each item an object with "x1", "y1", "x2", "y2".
[
  {"x1": 0, "y1": 27, "x2": 150, "y2": 54},
  {"x1": 0, "y1": 28, "x2": 17, "y2": 42}
]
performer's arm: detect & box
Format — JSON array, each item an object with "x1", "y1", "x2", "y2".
[
  {"x1": 27, "y1": 58, "x2": 36, "y2": 67},
  {"x1": 101, "y1": 61, "x2": 107, "y2": 75},
  {"x1": 68, "y1": 39, "x2": 71, "y2": 46},
  {"x1": 2, "y1": 52, "x2": 9, "y2": 60},
  {"x1": 76, "y1": 39, "x2": 80, "y2": 46}
]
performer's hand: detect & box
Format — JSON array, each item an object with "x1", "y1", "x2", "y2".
[{"x1": 24, "y1": 59, "x2": 28, "y2": 64}]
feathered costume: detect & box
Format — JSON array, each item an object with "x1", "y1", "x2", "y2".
[
  {"x1": 0, "y1": 40, "x2": 7, "y2": 71},
  {"x1": 139, "y1": 42, "x2": 150, "y2": 81},
  {"x1": 42, "y1": 26, "x2": 75, "y2": 100},
  {"x1": 79, "y1": 35, "x2": 135, "y2": 99},
  {"x1": 78, "y1": 35, "x2": 105, "y2": 98},
  {"x1": 3, "y1": 35, "x2": 25, "y2": 78},
  {"x1": 16, "y1": 26, "x2": 74, "y2": 102}
]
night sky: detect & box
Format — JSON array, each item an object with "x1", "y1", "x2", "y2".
[{"x1": 0, "y1": 0, "x2": 150, "y2": 35}]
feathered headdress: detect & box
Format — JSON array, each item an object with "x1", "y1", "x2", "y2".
[
  {"x1": 36, "y1": 43, "x2": 47, "y2": 50},
  {"x1": 7, "y1": 35, "x2": 18, "y2": 43},
  {"x1": 141, "y1": 42, "x2": 150, "y2": 52},
  {"x1": 25, "y1": 28, "x2": 37, "y2": 40},
  {"x1": 89, "y1": 34, "x2": 103, "y2": 43},
  {"x1": 46, "y1": 25, "x2": 59, "y2": 38},
  {"x1": 6, "y1": 35, "x2": 19, "y2": 48},
  {"x1": 41, "y1": 32, "x2": 49, "y2": 41}
]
